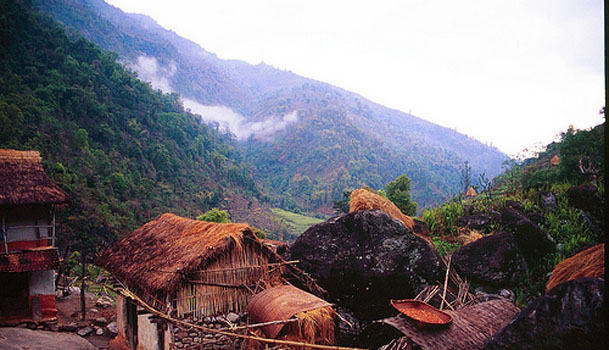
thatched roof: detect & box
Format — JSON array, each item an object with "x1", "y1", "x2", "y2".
[
  {"x1": 349, "y1": 189, "x2": 415, "y2": 231},
  {"x1": 0, "y1": 149, "x2": 70, "y2": 207},
  {"x1": 100, "y1": 213, "x2": 274, "y2": 297},
  {"x1": 372, "y1": 299, "x2": 519, "y2": 350},
  {"x1": 545, "y1": 243, "x2": 605, "y2": 292}
]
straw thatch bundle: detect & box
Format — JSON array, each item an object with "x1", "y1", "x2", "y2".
[
  {"x1": 465, "y1": 186, "x2": 477, "y2": 198},
  {"x1": 349, "y1": 189, "x2": 415, "y2": 231},
  {"x1": 545, "y1": 243, "x2": 605, "y2": 293},
  {"x1": 246, "y1": 285, "x2": 335, "y2": 348},
  {"x1": 101, "y1": 213, "x2": 282, "y2": 308},
  {"x1": 0, "y1": 149, "x2": 70, "y2": 207},
  {"x1": 457, "y1": 229, "x2": 483, "y2": 246}
]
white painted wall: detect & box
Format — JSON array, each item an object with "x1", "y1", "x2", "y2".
[
  {"x1": 4, "y1": 207, "x2": 50, "y2": 243},
  {"x1": 137, "y1": 311, "x2": 160, "y2": 350},
  {"x1": 28, "y1": 270, "x2": 55, "y2": 295}
]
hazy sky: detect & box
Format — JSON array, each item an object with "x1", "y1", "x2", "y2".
[{"x1": 106, "y1": 0, "x2": 604, "y2": 156}]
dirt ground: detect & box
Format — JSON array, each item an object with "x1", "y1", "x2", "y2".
[{"x1": 55, "y1": 291, "x2": 116, "y2": 350}]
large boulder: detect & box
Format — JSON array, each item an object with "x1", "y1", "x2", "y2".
[
  {"x1": 501, "y1": 207, "x2": 555, "y2": 264},
  {"x1": 458, "y1": 213, "x2": 492, "y2": 230},
  {"x1": 452, "y1": 232, "x2": 528, "y2": 287},
  {"x1": 566, "y1": 184, "x2": 604, "y2": 216},
  {"x1": 484, "y1": 277, "x2": 605, "y2": 350},
  {"x1": 288, "y1": 210, "x2": 441, "y2": 320}
]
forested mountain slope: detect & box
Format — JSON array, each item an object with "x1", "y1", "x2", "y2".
[
  {"x1": 36, "y1": 0, "x2": 508, "y2": 212},
  {"x1": 0, "y1": 0, "x2": 261, "y2": 248}
]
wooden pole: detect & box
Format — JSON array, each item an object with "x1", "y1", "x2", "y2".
[
  {"x1": 81, "y1": 252, "x2": 86, "y2": 321},
  {"x1": 2, "y1": 215, "x2": 7, "y2": 254}
]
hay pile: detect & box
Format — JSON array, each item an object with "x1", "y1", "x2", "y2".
[
  {"x1": 246, "y1": 284, "x2": 335, "y2": 348},
  {"x1": 349, "y1": 189, "x2": 415, "y2": 231},
  {"x1": 0, "y1": 149, "x2": 70, "y2": 206},
  {"x1": 545, "y1": 243, "x2": 605, "y2": 292},
  {"x1": 457, "y1": 229, "x2": 483, "y2": 246}
]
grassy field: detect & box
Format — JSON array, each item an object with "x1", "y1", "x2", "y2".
[{"x1": 270, "y1": 208, "x2": 324, "y2": 239}]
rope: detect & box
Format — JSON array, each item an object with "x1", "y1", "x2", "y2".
[{"x1": 120, "y1": 288, "x2": 366, "y2": 350}]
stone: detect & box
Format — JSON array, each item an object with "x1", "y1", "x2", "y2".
[
  {"x1": 182, "y1": 337, "x2": 192, "y2": 344},
  {"x1": 458, "y1": 213, "x2": 492, "y2": 230},
  {"x1": 174, "y1": 342, "x2": 184, "y2": 348},
  {"x1": 226, "y1": 312, "x2": 240, "y2": 323},
  {"x1": 484, "y1": 277, "x2": 605, "y2": 350},
  {"x1": 59, "y1": 322, "x2": 78, "y2": 332},
  {"x1": 504, "y1": 200, "x2": 524, "y2": 212},
  {"x1": 501, "y1": 207, "x2": 555, "y2": 264},
  {"x1": 93, "y1": 317, "x2": 107, "y2": 326},
  {"x1": 203, "y1": 316, "x2": 212, "y2": 324},
  {"x1": 95, "y1": 296, "x2": 114, "y2": 308},
  {"x1": 540, "y1": 191, "x2": 557, "y2": 211},
  {"x1": 452, "y1": 232, "x2": 528, "y2": 287},
  {"x1": 77, "y1": 326, "x2": 93, "y2": 337},
  {"x1": 527, "y1": 212, "x2": 546, "y2": 227},
  {"x1": 106, "y1": 321, "x2": 118, "y2": 335},
  {"x1": 193, "y1": 337, "x2": 201, "y2": 344},
  {"x1": 566, "y1": 184, "x2": 604, "y2": 216},
  {"x1": 95, "y1": 327, "x2": 104, "y2": 336},
  {"x1": 288, "y1": 210, "x2": 441, "y2": 320},
  {"x1": 188, "y1": 331, "x2": 198, "y2": 337},
  {"x1": 0, "y1": 327, "x2": 96, "y2": 350}
]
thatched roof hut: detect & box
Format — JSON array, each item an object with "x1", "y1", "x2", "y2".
[
  {"x1": 0, "y1": 149, "x2": 69, "y2": 207},
  {"x1": 349, "y1": 189, "x2": 415, "y2": 231},
  {"x1": 545, "y1": 243, "x2": 605, "y2": 293},
  {"x1": 101, "y1": 213, "x2": 293, "y2": 316}
]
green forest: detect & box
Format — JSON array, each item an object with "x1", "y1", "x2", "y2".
[{"x1": 0, "y1": 0, "x2": 260, "y2": 254}]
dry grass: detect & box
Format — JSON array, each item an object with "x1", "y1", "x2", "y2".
[
  {"x1": 457, "y1": 229, "x2": 483, "y2": 246},
  {"x1": 545, "y1": 243, "x2": 605, "y2": 292},
  {"x1": 349, "y1": 189, "x2": 415, "y2": 231},
  {"x1": 101, "y1": 213, "x2": 270, "y2": 303},
  {"x1": 0, "y1": 149, "x2": 70, "y2": 206}
]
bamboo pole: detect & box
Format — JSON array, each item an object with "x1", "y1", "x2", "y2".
[{"x1": 440, "y1": 256, "x2": 451, "y2": 311}]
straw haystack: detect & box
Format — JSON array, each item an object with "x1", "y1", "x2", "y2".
[
  {"x1": 246, "y1": 285, "x2": 335, "y2": 348},
  {"x1": 349, "y1": 189, "x2": 415, "y2": 231},
  {"x1": 465, "y1": 186, "x2": 477, "y2": 198},
  {"x1": 0, "y1": 149, "x2": 70, "y2": 207},
  {"x1": 550, "y1": 154, "x2": 560, "y2": 166},
  {"x1": 101, "y1": 213, "x2": 290, "y2": 317},
  {"x1": 545, "y1": 243, "x2": 605, "y2": 293}
]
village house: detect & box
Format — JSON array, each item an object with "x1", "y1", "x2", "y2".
[
  {"x1": 100, "y1": 213, "x2": 334, "y2": 350},
  {"x1": 0, "y1": 150, "x2": 69, "y2": 323}
]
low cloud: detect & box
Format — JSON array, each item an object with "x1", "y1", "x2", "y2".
[
  {"x1": 183, "y1": 98, "x2": 299, "y2": 141},
  {"x1": 129, "y1": 56, "x2": 177, "y2": 92}
]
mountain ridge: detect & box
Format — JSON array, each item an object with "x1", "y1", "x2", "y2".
[{"x1": 35, "y1": 0, "x2": 509, "y2": 211}]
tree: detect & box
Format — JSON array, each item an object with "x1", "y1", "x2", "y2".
[
  {"x1": 332, "y1": 188, "x2": 353, "y2": 214},
  {"x1": 459, "y1": 161, "x2": 472, "y2": 197},
  {"x1": 196, "y1": 208, "x2": 230, "y2": 223},
  {"x1": 386, "y1": 174, "x2": 417, "y2": 216}
]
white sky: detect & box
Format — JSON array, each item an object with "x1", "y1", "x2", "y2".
[{"x1": 106, "y1": 0, "x2": 604, "y2": 156}]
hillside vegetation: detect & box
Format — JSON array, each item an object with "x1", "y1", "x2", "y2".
[
  {"x1": 422, "y1": 123, "x2": 605, "y2": 305},
  {"x1": 0, "y1": 0, "x2": 260, "y2": 251},
  {"x1": 35, "y1": 0, "x2": 508, "y2": 213}
]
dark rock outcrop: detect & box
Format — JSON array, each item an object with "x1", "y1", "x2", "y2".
[
  {"x1": 501, "y1": 207, "x2": 555, "y2": 264},
  {"x1": 452, "y1": 232, "x2": 528, "y2": 287},
  {"x1": 566, "y1": 184, "x2": 604, "y2": 216},
  {"x1": 566, "y1": 184, "x2": 605, "y2": 236},
  {"x1": 484, "y1": 277, "x2": 605, "y2": 350},
  {"x1": 458, "y1": 213, "x2": 492, "y2": 230},
  {"x1": 288, "y1": 210, "x2": 441, "y2": 320},
  {"x1": 504, "y1": 200, "x2": 524, "y2": 212}
]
